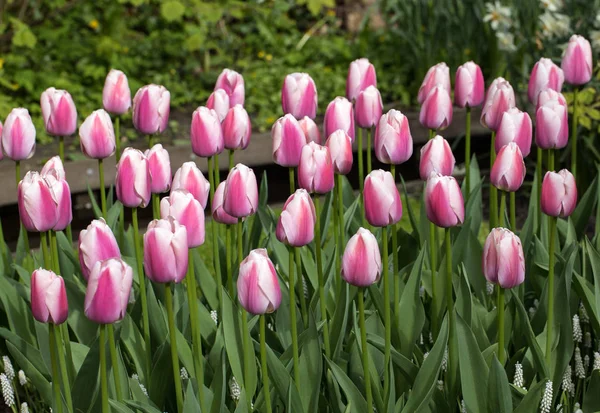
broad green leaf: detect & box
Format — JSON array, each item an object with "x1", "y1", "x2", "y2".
[
  {"x1": 4, "y1": 338, "x2": 52, "y2": 403},
  {"x1": 298, "y1": 316, "x2": 323, "y2": 413},
  {"x1": 325, "y1": 357, "x2": 367, "y2": 413},
  {"x1": 182, "y1": 380, "x2": 201, "y2": 412},
  {"x1": 513, "y1": 379, "x2": 547, "y2": 413},
  {"x1": 0, "y1": 274, "x2": 36, "y2": 344},
  {"x1": 396, "y1": 247, "x2": 425, "y2": 358},
  {"x1": 571, "y1": 173, "x2": 598, "y2": 239},
  {"x1": 367, "y1": 334, "x2": 418, "y2": 383},
  {"x1": 124, "y1": 400, "x2": 163, "y2": 413},
  {"x1": 264, "y1": 340, "x2": 304, "y2": 412},
  {"x1": 487, "y1": 356, "x2": 513, "y2": 413},
  {"x1": 456, "y1": 314, "x2": 489, "y2": 413},
  {"x1": 72, "y1": 335, "x2": 101, "y2": 412},
  {"x1": 583, "y1": 370, "x2": 600, "y2": 412}
]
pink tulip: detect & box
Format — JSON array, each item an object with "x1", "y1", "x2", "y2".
[
  {"x1": 374, "y1": 109, "x2": 413, "y2": 165},
  {"x1": 491, "y1": 143, "x2": 526, "y2": 192},
  {"x1": 44, "y1": 171, "x2": 72, "y2": 231},
  {"x1": 346, "y1": 58, "x2": 377, "y2": 102},
  {"x1": 78, "y1": 218, "x2": 120, "y2": 281},
  {"x1": 2, "y1": 108, "x2": 36, "y2": 160},
  {"x1": 144, "y1": 217, "x2": 188, "y2": 284},
  {"x1": 18, "y1": 171, "x2": 58, "y2": 232},
  {"x1": 325, "y1": 129, "x2": 353, "y2": 175},
  {"x1": 419, "y1": 85, "x2": 453, "y2": 130},
  {"x1": 418, "y1": 63, "x2": 451, "y2": 104},
  {"x1": 102, "y1": 69, "x2": 131, "y2": 115},
  {"x1": 237, "y1": 249, "x2": 281, "y2": 314},
  {"x1": 160, "y1": 189, "x2": 205, "y2": 248},
  {"x1": 145, "y1": 144, "x2": 171, "y2": 193},
  {"x1": 132, "y1": 84, "x2": 170, "y2": 135},
  {"x1": 206, "y1": 89, "x2": 230, "y2": 122},
  {"x1": 535, "y1": 93, "x2": 569, "y2": 149},
  {"x1": 355, "y1": 86, "x2": 383, "y2": 129},
  {"x1": 454, "y1": 61, "x2": 485, "y2": 108},
  {"x1": 281, "y1": 73, "x2": 318, "y2": 120},
  {"x1": 419, "y1": 135, "x2": 455, "y2": 180},
  {"x1": 562, "y1": 35, "x2": 593, "y2": 85},
  {"x1": 276, "y1": 189, "x2": 316, "y2": 247},
  {"x1": 298, "y1": 142, "x2": 335, "y2": 194},
  {"x1": 425, "y1": 174, "x2": 464, "y2": 228},
  {"x1": 480, "y1": 78, "x2": 515, "y2": 131},
  {"x1": 223, "y1": 104, "x2": 251, "y2": 150},
  {"x1": 324, "y1": 97, "x2": 355, "y2": 141},
  {"x1": 541, "y1": 170, "x2": 577, "y2": 218},
  {"x1": 171, "y1": 162, "x2": 210, "y2": 208},
  {"x1": 191, "y1": 106, "x2": 223, "y2": 158},
  {"x1": 84, "y1": 258, "x2": 133, "y2": 324},
  {"x1": 223, "y1": 164, "x2": 259, "y2": 218},
  {"x1": 528, "y1": 58, "x2": 564, "y2": 104},
  {"x1": 364, "y1": 170, "x2": 402, "y2": 227},
  {"x1": 41, "y1": 156, "x2": 65, "y2": 180},
  {"x1": 536, "y1": 89, "x2": 567, "y2": 109},
  {"x1": 495, "y1": 108, "x2": 532, "y2": 157},
  {"x1": 272, "y1": 114, "x2": 308, "y2": 168},
  {"x1": 482, "y1": 228, "x2": 525, "y2": 289},
  {"x1": 0, "y1": 121, "x2": 3, "y2": 160},
  {"x1": 215, "y1": 69, "x2": 245, "y2": 106},
  {"x1": 299, "y1": 116, "x2": 321, "y2": 144},
  {"x1": 212, "y1": 181, "x2": 238, "y2": 225},
  {"x1": 341, "y1": 227, "x2": 381, "y2": 287},
  {"x1": 115, "y1": 148, "x2": 151, "y2": 208},
  {"x1": 31, "y1": 269, "x2": 68, "y2": 324},
  {"x1": 78, "y1": 109, "x2": 116, "y2": 159},
  {"x1": 40, "y1": 88, "x2": 77, "y2": 136}
]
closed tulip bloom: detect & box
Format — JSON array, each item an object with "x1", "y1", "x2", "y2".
[
  {"x1": 364, "y1": 170, "x2": 402, "y2": 227},
  {"x1": 481, "y1": 79, "x2": 515, "y2": 131},
  {"x1": 528, "y1": 58, "x2": 564, "y2": 104},
  {"x1": 454, "y1": 61, "x2": 485, "y2": 108},
  {"x1": 374, "y1": 109, "x2": 413, "y2": 165},
  {"x1": 419, "y1": 85, "x2": 453, "y2": 130},
  {"x1": 223, "y1": 164, "x2": 259, "y2": 218},
  {"x1": 45, "y1": 171, "x2": 72, "y2": 231},
  {"x1": 341, "y1": 227, "x2": 381, "y2": 287},
  {"x1": 160, "y1": 190, "x2": 205, "y2": 248},
  {"x1": 298, "y1": 142, "x2": 334, "y2": 194},
  {"x1": 115, "y1": 148, "x2": 151, "y2": 208},
  {"x1": 237, "y1": 249, "x2": 281, "y2": 314},
  {"x1": 346, "y1": 58, "x2": 377, "y2": 102},
  {"x1": 541, "y1": 169, "x2": 577, "y2": 218},
  {"x1": 223, "y1": 104, "x2": 251, "y2": 150},
  {"x1": 40, "y1": 88, "x2": 77, "y2": 136},
  {"x1": 356, "y1": 86, "x2": 383, "y2": 128},
  {"x1": 171, "y1": 162, "x2": 210, "y2": 208},
  {"x1": 212, "y1": 181, "x2": 238, "y2": 225},
  {"x1": 281, "y1": 73, "x2": 318, "y2": 120},
  {"x1": 535, "y1": 95, "x2": 569, "y2": 149},
  {"x1": 31, "y1": 269, "x2": 68, "y2": 325},
  {"x1": 536, "y1": 88, "x2": 567, "y2": 109},
  {"x1": 276, "y1": 189, "x2": 316, "y2": 247},
  {"x1": 495, "y1": 108, "x2": 532, "y2": 157},
  {"x1": 2, "y1": 108, "x2": 36, "y2": 160},
  {"x1": 325, "y1": 129, "x2": 353, "y2": 175},
  {"x1": 299, "y1": 116, "x2": 321, "y2": 144},
  {"x1": 41, "y1": 156, "x2": 65, "y2": 180},
  {"x1": 206, "y1": 89, "x2": 230, "y2": 122},
  {"x1": 145, "y1": 144, "x2": 171, "y2": 193},
  {"x1": 102, "y1": 69, "x2": 131, "y2": 115},
  {"x1": 425, "y1": 174, "x2": 464, "y2": 228},
  {"x1": 132, "y1": 84, "x2": 170, "y2": 135},
  {"x1": 418, "y1": 63, "x2": 451, "y2": 104},
  {"x1": 324, "y1": 97, "x2": 355, "y2": 141},
  {"x1": 144, "y1": 217, "x2": 188, "y2": 284},
  {"x1": 79, "y1": 109, "x2": 116, "y2": 159},
  {"x1": 272, "y1": 114, "x2": 308, "y2": 168},
  {"x1": 419, "y1": 135, "x2": 455, "y2": 180},
  {"x1": 215, "y1": 69, "x2": 245, "y2": 106},
  {"x1": 84, "y1": 258, "x2": 133, "y2": 324},
  {"x1": 78, "y1": 218, "x2": 120, "y2": 281},
  {"x1": 191, "y1": 106, "x2": 224, "y2": 157},
  {"x1": 491, "y1": 143, "x2": 526, "y2": 192},
  {"x1": 482, "y1": 228, "x2": 525, "y2": 289},
  {"x1": 18, "y1": 172, "x2": 58, "y2": 232},
  {"x1": 562, "y1": 35, "x2": 593, "y2": 85}
]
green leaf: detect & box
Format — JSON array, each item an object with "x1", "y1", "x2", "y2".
[
  {"x1": 72, "y1": 335, "x2": 101, "y2": 412},
  {"x1": 160, "y1": 1, "x2": 185, "y2": 22},
  {"x1": 298, "y1": 316, "x2": 323, "y2": 413},
  {"x1": 456, "y1": 314, "x2": 489, "y2": 413},
  {"x1": 182, "y1": 380, "x2": 201, "y2": 412},
  {"x1": 487, "y1": 356, "x2": 513, "y2": 413},
  {"x1": 109, "y1": 400, "x2": 135, "y2": 412},
  {"x1": 0, "y1": 275, "x2": 36, "y2": 344},
  {"x1": 367, "y1": 334, "x2": 418, "y2": 383},
  {"x1": 124, "y1": 400, "x2": 163, "y2": 413},
  {"x1": 571, "y1": 174, "x2": 598, "y2": 239},
  {"x1": 325, "y1": 357, "x2": 367, "y2": 412},
  {"x1": 396, "y1": 247, "x2": 425, "y2": 358},
  {"x1": 583, "y1": 370, "x2": 600, "y2": 412},
  {"x1": 264, "y1": 340, "x2": 304, "y2": 412},
  {"x1": 513, "y1": 379, "x2": 547, "y2": 413}
]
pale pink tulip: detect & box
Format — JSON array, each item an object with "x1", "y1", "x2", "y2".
[
  {"x1": 206, "y1": 89, "x2": 230, "y2": 122},
  {"x1": 281, "y1": 73, "x2": 317, "y2": 120},
  {"x1": 454, "y1": 61, "x2": 485, "y2": 108},
  {"x1": 78, "y1": 218, "x2": 120, "y2": 281},
  {"x1": 325, "y1": 129, "x2": 353, "y2": 175},
  {"x1": 79, "y1": 109, "x2": 116, "y2": 159},
  {"x1": 115, "y1": 148, "x2": 151, "y2": 208},
  {"x1": 223, "y1": 104, "x2": 251, "y2": 150},
  {"x1": 341, "y1": 227, "x2": 381, "y2": 287},
  {"x1": 495, "y1": 108, "x2": 532, "y2": 157},
  {"x1": 276, "y1": 189, "x2": 316, "y2": 247},
  {"x1": 324, "y1": 97, "x2": 355, "y2": 141},
  {"x1": 31, "y1": 269, "x2": 68, "y2": 324},
  {"x1": 272, "y1": 114, "x2": 308, "y2": 168},
  {"x1": 171, "y1": 162, "x2": 210, "y2": 208},
  {"x1": 2, "y1": 108, "x2": 36, "y2": 160},
  {"x1": 144, "y1": 217, "x2": 188, "y2": 283},
  {"x1": 374, "y1": 109, "x2": 413, "y2": 165},
  {"x1": 237, "y1": 249, "x2": 281, "y2": 314},
  {"x1": 132, "y1": 84, "x2": 170, "y2": 135},
  {"x1": 419, "y1": 85, "x2": 453, "y2": 130},
  {"x1": 541, "y1": 170, "x2": 577, "y2": 218},
  {"x1": 528, "y1": 58, "x2": 564, "y2": 104},
  {"x1": 299, "y1": 116, "x2": 321, "y2": 144},
  {"x1": 298, "y1": 142, "x2": 335, "y2": 194},
  {"x1": 425, "y1": 174, "x2": 464, "y2": 228},
  {"x1": 41, "y1": 88, "x2": 77, "y2": 136},
  {"x1": 535, "y1": 93, "x2": 569, "y2": 149},
  {"x1": 41, "y1": 156, "x2": 65, "y2": 180},
  {"x1": 562, "y1": 35, "x2": 593, "y2": 85},
  {"x1": 355, "y1": 86, "x2": 383, "y2": 128},
  {"x1": 490, "y1": 143, "x2": 526, "y2": 192},
  {"x1": 223, "y1": 164, "x2": 259, "y2": 218},
  {"x1": 212, "y1": 181, "x2": 238, "y2": 225},
  {"x1": 102, "y1": 69, "x2": 131, "y2": 115},
  {"x1": 84, "y1": 258, "x2": 133, "y2": 324},
  {"x1": 191, "y1": 106, "x2": 224, "y2": 158},
  {"x1": 483, "y1": 228, "x2": 525, "y2": 289},
  {"x1": 418, "y1": 63, "x2": 451, "y2": 105},
  {"x1": 18, "y1": 171, "x2": 58, "y2": 232},
  {"x1": 160, "y1": 189, "x2": 205, "y2": 248},
  {"x1": 364, "y1": 170, "x2": 402, "y2": 227},
  {"x1": 145, "y1": 144, "x2": 171, "y2": 193},
  {"x1": 481, "y1": 78, "x2": 515, "y2": 131},
  {"x1": 346, "y1": 58, "x2": 377, "y2": 101},
  {"x1": 215, "y1": 69, "x2": 245, "y2": 106},
  {"x1": 419, "y1": 135, "x2": 455, "y2": 180}
]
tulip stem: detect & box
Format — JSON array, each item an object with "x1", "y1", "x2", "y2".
[
  {"x1": 208, "y1": 156, "x2": 223, "y2": 314},
  {"x1": 490, "y1": 132, "x2": 498, "y2": 229},
  {"x1": 59, "y1": 136, "x2": 65, "y2": 163},
  {"x1": 536, "y1": 146, "x2": 543, "y2": 234},
  {"x1": 571, "y1": 87, "x2": 579, "y2": 178},
  {"x1": 358, "y1": 127, "x2": 364, "y2": 194},
  {"x1": 314, "y1": 196, "x2": 331, "y2": 358},
  {"x1": 16, "y1": 161, "x2": 30, "y2": 261},
  {"x1": 226, "y1": 225, "x2": 233, "y2": 297},
  {"x1": 499, "y1": 191, "x2": 506, "y2": 228},
  {"x1": 333, "y1": 181, "x2": 342, "y2": 292},
  {"x1": 289, "y1": 167, "x2": 295, "y2": 194},
  {"x1": 49, "y1": 324, "x2": 63, "y2": 413},
  {"x1": 50, "y1": 230, "x2": 60, "y2": 273},
  {"x1": 132, "y1": 207, "x2": 151, "y2": 380},
  {"x1": 99, "y1": 324, "x2": 109, "y2": 413},
  {"x1": 238, "y1": 219, "x2": 253, "y2": 411},
  {"x1": 545, "y1": 216, "x2": 557, "y2": 366},
  {"x1": 260, "y1": 315, "x2": 272, "y2": 413},
  {"x1": 165, "y1": 283, "x2": 184, "y2": 413},
  {"x1": 98, "y1": 158, "x2": 107, "y2": 218},
  {"x1": 337, "y1": 174, "x2": 344, "y2": 246},
  {"x1": 295, "y1": 247, "x2": 308, "y2": 328},
  {"x1": 151, "y1": 194, "x2": 160, "y2": 220},
  {"x1": 41, "y1": 232, "x2": 52, "y2": 267},
  {"x1": 115, "y1": 116, "x2": 122, "y2": 163},
  {"x1": 465, "y1": 106, "x2": 471, "y2": 199},
  {"x1": 548, "y1": 148, "x2": 555, "y2": 172},
  {"x1": 107, "y1": 324, "x2": 123, "y2": 401},
  {"x1": 429, "y1": 129, "x2": 435, "y2": 140},
  {"x1": 288, "y1": 246, "x2": 301, "y2": 389},
  {"x1": 445, "y1": 228, "x2": 457, "y2": 398},
  {"x1": 229, "y1": 149, "x2": 234, "y2": 170},
  {"x1": 510, "y1": 192, "x2": 516, "y2": 231},
  {"x1": 430, "y1": 222, "x2": 438, "y2": 338},
  {"x1": 214, "y1": 154, "x2": 221, "y2": 187},
  {"x1": 382, "y1": 227, "x2": 391, "y2": 400},
  {"x1": 357, "y1": 289, "x2": 373, "y2": 413},
  {"x1": 367, "y1": 127, "x2": 373, "y2": 174},
  {"x1": 497, "y1": 287, "x2": 506, "y2": 364},
  {"x1": 54, "y1": 323, "x2": 73, "y2": 413},
  {"x1": 390, "y1": 165, "x2": 399, "y2": 324}
]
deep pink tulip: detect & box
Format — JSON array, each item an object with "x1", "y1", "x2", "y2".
[
  {"x1": 325, "y1": 129, "x2": 353, "y2": 175},
  {"x1": 374, "y1": 109, "x2": 413, "y2": 165},
  {"x1": 223, "y1": 104, "x2": 251, "y2": 150},
  {"x1": 364, "y1": 170, "x2": 402, "y2": 227},
  {"x1": 115, "y1": 148, "x2": 151, "y2": 208},
  {"x1": 41, "y1": 156, "x2": 65, "y2": 180},
  {"x1": 223, "y1": 164, "x2": 259, "y2": 218},
  {"x1": 418, "y1": 63, "x2": 451, "y2": 105},
  {"x1": 191, "y1": 106, "x2": 224, "y2": 158},
  {"x1": 299, "y1": 116, "x2": 321, "y2": 144},
  {"x1": 272, "y1": 114, "x2": 307, "y2": 168},
  {"x1": 276, "y1": 189, "x2": 316, "y2": 247},
  {"x1": 495, "y1": 108, "x2": 532, "y2": 157},
  {"x1": 215, "y1": 69, "x2": 245, "y2": 106},
  {"x1": 160, "y1": 189, "x2": 205, "y2": 248},
  {"x1": 102, "y1": 69, "x2": 131, "y2": 115},
  {"x1": 341, "y1": 227, "x2": 381, "y2": 287},
  {"x1": 491, "y1": 143, "x2": 526, "y2": 192},
  {"x1": 44, "y1": 171, "x2": 72, "y2": 231},
  {"x1": 84, "y1": 258, "x2": 133, "y2": 324},
  {"x1": 237, "y1": 249, "x2": 281, "y2": 314},
  {"x1": 145, "y1": 144, "x2": 171, "y2": 193},
  {"x1": 41, "y1": 88, "x2": 77, "y2": 136},
  {"x1": 212, "y1": 181, "x2": 238, "y2": 225},
  {"x1": 132, "y1": 84, "x2": 170, "y2": 135},
  {"x1": 481, "y1": 78, "x2": 515, "y2": 131},
  {"x1": 541, "y1": 170, "x2": 577, "y2": 218},
  {"x1": 2, "y1": 108, "x2": 36, "y2": 160},
  {"x1": 483, "y1": 228, "x2": 525, "y2": 289},
  {"x1": 528, "y1": 58, "x2": 564, "y2": 104},
  {"x1": 454, "y1": 61, "x2": 485, "y2": 108},
  {"x1": 171, "y1": 162, "x2": 210, "y2": 208},
  {"x1": 18, "y1": 171, "x2": 58, "y2": 232},
  {"x1": 324, "y1": 97, "x2": 355, "y2": 141},
  {"x1": 419, "y1": 135, "x2": 455, "y2": 180},
  {"x1": 355, "y1": 86, "x2": 383, "y2": 129},
  {"x1": 206, "y1": 89, "x2": 230, "y2": 122},
  {"x1": 419, "y1": 85, "x2": 453, "y2": 130},
  {"x1": 78, "y1": 218, "x2": 120, "y2": 281},
  {"x1": 562, "y1": 35, "x2": 593, "y2": 85},
  {"x1": 79, "y1": 109, "x2": 115, "y2": 159},
  {"x1": 144, "y1": 217, "x2": 188, "y2": 284},
  {"x1": 281, "y1": 73, "x2": 318, "y2": 120},
  {"x1": 31, "y1": 269, "x2": 68, "y2": 324},
  {"x1": 346, "y1": 58, "x2": 377, "y2": 102},
  {"x1": 535, "y1": 93, "x2": 569, "y2": 150},
  {"x1": 298, "y1": 142, "x2": 335, "y2": 194},
  {"x1": 425, "y1": 174, "x2": 464, "y2": 228}
]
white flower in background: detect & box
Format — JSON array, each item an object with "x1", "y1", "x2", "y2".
[
  {"x1": 513, "y1": 362, "x2": 525, "y2": 389},
  {"x1": 575, "y1": 348, "x2": 585, "y2": 379},
  {"x1": 497, "y1": 32, "x2": 517, "y2": 52},
  {"x1": 229, "y1": 376, "x2": 241, "y2": 402},
  {"x1": 595, "y1": 12, "x2": 600, "y2": 27},
  {"x1": 573, "y1": 314, "x2": 582, "y2": 342},
  {"x1": 540, "y1": 0, "x2": 563, "y2": 12},
  {"x1": 18, "y1": 370, "x2": 27, "y2": 386},
  {"x1": 0, "y1": 373, "x2": 14, "y2": 407},
  {"x1": 441, "y1": 347, "x2": 449, "y2": 372},
  {"x1": 20, "y1": 402, "x2": 29, "y2": 413},
  {"x1": 591, "y1": 31, "x2": 600, "y2": 52},
  {"x1": 540, "y1": 380, "x2": 553, "y2": 413},
  {"x1": 579, "y1": 302, "x2": 589, "y2": 324},
  {"x1": 561, "y1": 365, "x2": 574, "y2": 396},
  {"x1": 483, "y1": 2, "x2": 513, "y2": 31},
  {"x1": 2, "y1": 357, "x2": 14, "y2": 381},
  {"x1": 180, "y1": 367, "x2": 189, "y2": 380},
  {"x1": 461, "y1": 400, "x2": 467, "y2": 413},
  {"x1": 210, "y1": 310, "x2": 218, "y2": 325},
  {"x1": 594, "y1": 352, "x2": 600, "y2": 370},
  {"x1": 302, "y1": 277, "x2": 308, "y2": 299},
  {"x1": 529, "y1": 307, "x2": 536, "y2": 319},
  {"x1": 423, "y1": 352, "x2": 430, "y2": 361},
  {"x1": 585, "y1": 354, "x2": 590, "y2": 371},
  {"x1": 486, "y1": 281, "x2": 495, "y2": 295},
  {"x1": 574, "y1": 402, "x2": 583, "y2": 413},
  {"x1": 131, "y1": 374, "x2": 148, "y2": 397},
  {"x1": 437, "y1": 379, "x2": 444, "y2": 391},
  {"x1": 539, "y1": 11, "x2": 571, "y2": 39},
  {"x1": 585, "y1": 332, "x2": 593, "y2": 348}
]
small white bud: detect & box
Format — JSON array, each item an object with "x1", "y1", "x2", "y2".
[
  {"x1": 575, "y1": 348, "x2": 585, "y2": 379},
  {"x1": 573, "y1": 315, "x2": 582, "y2": 342},
  {"x1": 1, "y1": 373, "x2": 14, "y2": 407},
  {"x1": 180, "y1": 367, "x2": 189, "y2": 380},
  {"x1": 594, "y1": 352, "x2": 600, "y2": 370},
  {"x1": 584, "y1": 354, "x2": 590, "y2": 371},
  {"x1": 579, "y1": 302, "x2": 589, "y2": 324},
  {"x1": 437, "y1": 380, "x2": 444, "y2": 391},
  {"x1": 132, "y1": 374, "x2": 148, "y2": 397},
  {"x1": 513, "y1": 362, "x2": 525, "y2": 389},
  {"x1": 486, "y1": 281, "x2": 494, "y2": 295},
  {"x1": 585, "y1": 332, "x2": 592, "y2": 348},
  {"x1": 2, "y1": 357, "x2": 14, "y2": 381},
  {"x1": 20, "y1": 402, "x2": 29, "y2": 413},
  {"x1": 540, "y1": 380, "x2": 553, "y2": 413},
  {"x1": 229, "y1": 376, "x2": 241, "y2": 402},
  {"x1": 210, "y1": 310, "x2": 218, "y2": 325},
  {"x1": 561, "y1": 365, "x2": 573, "y2": 396},
  {"x1": 18, "y1": 370, "x2": 27, "y2": 387},
  {"x1": 441, "y1": 347, "x2": 448, "y2": 372}
]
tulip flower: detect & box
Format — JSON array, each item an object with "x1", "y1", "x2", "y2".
[
  {"x1": 171, "y1": 162, "x2": 210, "y2": 208},
  {"x1": 419, "y1": 135, "x2": 455, "y2": 180},
  {"x1": 299, "y1": 116, "x2": 321, "y2": 144},
  {"x1": 160, "y1": 189, "x2": 205, "y2": 248},
  {"x1": 102, "y1": 69, "x2": 131, "y2": 115},
  {"x1": 212, "y1": 181, "x2": 238, "y2": 225},
  {"x1": 374, "y1": 109, "x2": 413, "y2": 165},
  {"x1": 324, "y1": 97, "x2": 355, "y2": 141},
  {"x1": 41, "y1": 156, "x2": 65, "y2": 180},
  {"x1": 1, "y1": 108, "x2": 36, "y2": 161},
  {"x1": 536, "y1": 88, "x2": 567, "y2": 109},
  {"x1": 44, "y1": 171, "x2": 72, "y2": 231},
  {"x1": 528, "y1": 58, "x2": 564, "y2": 104},
  {"x1": 132, "y1": 84, "x2": 170, "y2": 135},
  {"x1": 84, "y1": 258, "x2": 133, "y2": 324},
  {"x1": 535, "y1": 94, "x2": 569, "y2": 149},
  {"x1": 481, "y1": 78, "x2": 515, "y2": 131},
  {"x1": 346, "y1": 58, "x2": 377, "y2": 101},
  {"x1": 144, "y1": 217, "x2": 188, "y2": 284},
  {"x1": 541, "y1": 169, "x2": 577, "y2": 218},
  {"x1": 364, "y1": 170, "x2": 402, "y2": 227},
  {"x1": 276, "y1": 189, "x2": 316, "y2": 247},
  {"x1": 237, "y1": 249, "x2": 281, "y2": 314},
  {"x1": 272, "y1": 114, "x2": 307, "y2": 168},
  {"x1": 223, "y1": 163, "x2": 259, "y2": 218},
  {"x1": 425, "y1": 174, "x2": 464, "y2": 228},
  {"x1": 341, "y1": 227, "x2": 381, "y2": 287},
  {"x1": 79, "y1": 109, "x2": 116, "y2": 159},
  {"x1": 145, "y1": 144, "x2": 171, "y2": 194},
  {"x1": 31, "y1": 269, "x2": 68, "y2": 324},
  {"x1": 562, "y1": 35, "x2": 593, "y2": 85},
  {"x1": 495, "y1": 108, "x2": 532, "y2": 157},
  {"x1": 191, "y1": 107, "x2": 224, "y2": 158},
  {"x1": 223, "y1": 104, "x2": 251, "y2": 150},
  {"x1": 355, "y1": 86, "x2": 383, "y2": 129},
  {"x1": 325, "y1": 129, "x2": 353, "y2": 175},
  {"x1": 418, "y1": 63, "x2": 451, "y2": 104},
  {"x1": 483, "y1": 228, "x2": 525, "y2": 289},
  {"x1": 206, "y1": 89, "x2": 230, "y2": 122},
  {"x1": 298, "y1": 142, "x2": 334, "y2": 194},
  {"x1": 454, "y1": 61, "x2": 485, "y2": 108},
  {"x1": 40, "y1": 88, "x2": 77, "y2": 136},
  {"x1": 78, "y1": 219, "x2": 120, "y2": 281},
  {"x1": 419, "y1": 85, "x2": 453, "y2": 130},
  {"x1": 281, "y1": 73, "x2": 318, "y2": 120},
  {"x1": 18, "y1": 172, "x2": 58, "y2": 232},
  {"x1": 215, "y1": 69, "x2": 245, "y2": 106},
  {"x1": 115, "y1": 148, "x2": 151, "y2": 208},
  {"x1": 491, "y1": 143, "x2": 526, "y2": 192}
]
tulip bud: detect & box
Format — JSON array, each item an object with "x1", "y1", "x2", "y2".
[
  {"x1": 536, "y1": 88, "x2": 567, "y2": 109},
  {"x1": 212, "y1": 181, "x2": 238, "y2": 225},
  {"x1": 325, "y1": 129, "x2": 353, "y2": 175},
  {"x1": 535, "y1": 93, "x2": 569, "y2": 150},
  {"x1": 132, "y1": 84, "x2": 170, "y2": 135},
  {"x1": 419, "y1": 85, "x2": 453, "y2": 130},
  {"x1": 483, "y1": 228, "x2": 525, "y2": 289},
  {"x1": 454, "y1": 61, "x2": 485, "y2": 108},
  {"x1": 281, "y1": 73, "x2": 318, "y2": 120},
  {"x1": 0, "y1": 122, "x2": 3, "y2": 160},
  {"x1": 276, "y1": 189, "x2": 316, "y2": 247},
  {"x1": 541, "y1": 169, "x2": 577, "y2": 218},
  {"x1": 346, "y1": 58, "x2": 377, "y2": 102},
  {"x1": 364, "y1": 170, "x2": 402, "y2": 227},
  {"x1": 102, "y1": 69, "x2": 131, "y2": 115},
  {"x1": 78, "y1": 109, "x2": 116, "y2": 159},
  {"x1": 419, "y1": 135, "x2": 455, "y2": 180},
  {"x1": 215, "y1": 69, "x2": 245, "y2": 107},
  {"x1": 491, "y1": 143, "x2": 526, "y2": 192},
  {"x1": 115, "y1": 148, "x2": 151, "y2": 208},
  {"x1": 272, "y1": 114, "x2": 308, "y2": 168},
  {"x1": 160, "y1": 189, "x2": 205, "y2": 248},
  {"x1": 171, "y1": 162, "x2": 210, "y2": 208},
  {"x1": 425, "y1": 174, "x2": 464, "y2": 228},
  {"x1": 324, "y1": 97, "x2": 355, "y2": 141},
  {"x1": 374, "y1": 109, "x2": 413, "y2": 165},
  {"x1": 528, "y1": 58, "x2": 564, "y2": 104},
  {"x1": 44, "y1": 171, "x2": 72, "y2": 231},
  {"x1": 481, "y1": 78, "x2": 515, "y2": 131},
  {"x1": 223, "y1": 164, "x2": 259, "y2": 218},
  {"x1": 40, "y1": 88, "x2": 77, "y2": 136},
  {"x1": 298, "y1": 142, "x2": 334, "y2": 194},
  {"x1": 145, "y1": 144, "x2": 171, "y2": 193},
  {"x1": 1, "y1": 108, "x2": 36, "y2": 160},
  {"x1": 223, "y1": 104, "x2": 251, "y2": 150},
  {"x1": 78, "y1": 218, "x2": 120, "y2": 281},
  {"x1": 418, "y1": 63, "x2": 451, "y2": 105},
  {"x1": 191, "y1": 107, "x2": 224, "y2": 158},
  {"x1": 299, "y1": 116, "x2": 321, "y2": 144},
  {"x1": 495, "y1": 108, "x2": 532, "y2": 157},
  {"x1": 41, "y1": 156, "x2": 65, "y2": 180},
  {"x1": 237, "y1": 249, "x2": 281, "y2": 314},
  {"x1": 341, "y1": 227, "x2": 381, "y2": 287},
  {"x1": 144, "y1": 217, "x2": 188, "y2": 284},
  {"x1": 356, "y1": 86, "x2": 383, "y2": 128},
  {"x1": 84, "y1": 258, "x2": 133, "y2": 324},
  {"x1": 18, "y1": 172, "x2": 58, "y2": 232},
  {"x1": 31, "y1": 269, "x2": 68, "y2": 324},
  {"x1": 206, "y1": 89, "x2": 230, "y2": 122},
  {"x1": 562, "y1": 35, "x2": 593, "y2": 85}
]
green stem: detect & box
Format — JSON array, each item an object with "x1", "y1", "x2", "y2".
[
  {"x1": 358, "y1": 127, "x2": 364, "y2": 194},
  {"x1": 15, "y1": 160, "x2": 20, "y2": 188},
  {"x1": 132, "y1": 207, "x2": 151, "y2": 379},
  {"x1": 214, "y1": 154, "x2": 221, "y2": 187},
  {"x1": 337, "y1": 174, "x2": 344, "y2": 246},
  {"x1": 165, "y1": 283, "x2": 184, "y2": 413},
  {"x1": 229, "y1": 149, "x2": 234, "y2": 170},
  {"x1": 537, "y1": 146, "x2": 543, "y2": 234},
  {"x1": 16, "y1": 161, "x2": 30, "y2": 258},
  {"x1": 260, "y1": 315, "x2": 272, "y2": 413},
  {"x1": 49, "y1": 324, "x2": 63, "y2": 413},
  {"x1": 99, "y1": 325, "x2": 109, "y2": 413},
  {"x1": 382, "y1": 227, "x2": 390, "y2": 400},
  {"x1": 41, "y1": 232, "x2": 51, "y2": 267},
  {"x1": 115, "y1": 116, "x2": 121, "y2": 163},
  {"x1": 445, "y1": 228, "x2": 456, "y2": 397},
  {"x1": 333, "y1": 182, "x2": 341, "y2": 292},
  {"x1": 295, "y1": 247, "x2": 308, "y2": 328},
  {"x1": 107, "y1": 324, "x2": 123, "y2": 401},
  {"x1": 390, "y1": 165, "x2": 399, "y2": 277},
  {"x1": 314, "y1": 197, "x2": 331, "y2": 358},
  {"x1": 465, "y1": 106, "x2": 471, "y2": 199},
  {"x1": 430, "y1": 222, "x2": 438, "y2": 337},
  {"x1": 241, "y1": 310, "x2": 252, "y2": 411},
  {"x1": 147, "y1": 134, "x2": 153, "y2": 148},
  {"x1": 497, "y1": 288, "x2": 506, "y2": 364},
  {"x1": 367, "y1": 127, "x2": 373, "y2": 174},
  {"x1": 98, "y1": 159, "x2": 107, "y2": 218},
  {"x1": 358, "y1": 289, "x2": 373, "y2": 413},
  {"x1": 186, "y1": 250, "x2": 206, "y2": 411},
  {"x1": 66, "y1": 224, "x2": 73, "y2": 248},
  {"x1": 208, "y1": 156, "x2": 223, "y2": 314},
  {"x1": 289, "y1": 167, "x2": 295, "y2": 194},
  {"x1": 152, "y1": 193, "x2": 160, "y2": 220},
  {"x1": 54, "y1": 323, "x2": 73, "y2": 413},
  {"x1": 545, "y1": 216, "x2": 557, "y2": 366},
  {"x1": 490, "y1": 132, "x2": 498, "y2": 229},
  {"x1": 499, "y1": 191, "x2": 506, "y2": 228},
  {"x1": 60, "y1": 324, "x2": 74, "y2": 386},
  {"x1": 226, "y1": 225, "x2": 233, "y2": 297},
  {"x1": 288, "y1": 246, "x2": 300, "y2": 389},
  {"x1": 548, "y1": 148, "x2": 555, "y2": 172},
  {"x1": 510, "y1": 192, "x2": 516, "y2": 231},
  {"x1": 59, "y1": 136, "x2": 65, "y2": 163},
  {"x1": 429, "y1": 129, "x2": 435, "y2": 140},
  {"x1": 571, "y1": 87, "x2": 578, "y2": 178},
  {"x1": 50, "y1": 231, "x2": 60, "y2": 273}
]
